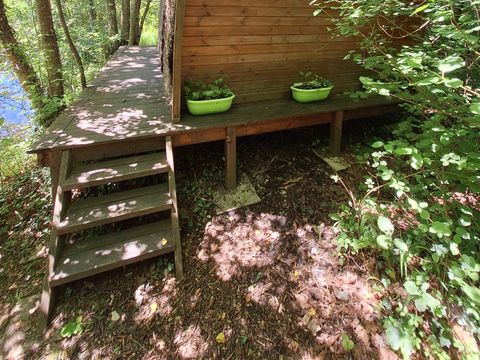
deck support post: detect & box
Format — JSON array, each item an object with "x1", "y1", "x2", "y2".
[
  {"x1": 225, "y1": 127, "x2": 237, "y2": 190},
  {"x1": 329, "y1": 111, "x2": 344, "y2": 156}
]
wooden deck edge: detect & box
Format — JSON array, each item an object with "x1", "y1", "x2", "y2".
[{"x1": 30, "y1": 100, "x2": 399, "y2": 160}]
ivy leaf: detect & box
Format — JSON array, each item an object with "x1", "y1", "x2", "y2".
[
  {"x1": 411, "y1": 4, "x2": 429, "y2": 15},
  {"x1": 450, "y1": 243, "x2": 460, "y2": 256},
  {"x1": 411, "y1": 153, "x2": 424, "y2": 170},
  {"x1": 378, "y1": 216, "x2": 394, "y2": 236},
  {"x1": 342, "y1": 333, "x2": 355, "y2": 351},
  {"x1": 394, "y1": 238, "x2": 408, "y2": 252},
  {"x1": 386, "y1": 325, "x2": 414, "y2": 358},
  {"x1": 415, "y1": 76, "x2": 441, "y2": 86},
  {"x1": 462, "y1": 284, "x2": 480, "y2": 305},
  {"x1": 470, "y1": 102, "x2": 480, "y2": 114},
  {"x1": 404, "y1": 280, "x2": 420, "y2": 295},
  {"x1": 394, "y1": 147, "x2": 414, "y2": 156},
  {"x1": 376, "y1": 235, "x2": 391, "y2": 250},
  {"x1": 444, "y1": 78, "x2": 463, "y2": 88},
  {"x1": 437, "y1": 56, "x2": 465, "y2": 73},
  {"x1": 414, "y1": 298, "x2": 427, "y2": 312},
  {"x1": 60, "y1": 318, "x2": 83, "y2": 338},
  {"x1": 371, "y1": 141, "x2": 384, "y2": 148},
  {"x1": 429, "y1": 221, "x2": 452, "y2": 237}
]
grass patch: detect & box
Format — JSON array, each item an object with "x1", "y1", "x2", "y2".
[{"x1": 140, "y1": 24, "x2": 158, "y2": 46}]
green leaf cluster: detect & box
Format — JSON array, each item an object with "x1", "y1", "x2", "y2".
[
  {"x1": 292, "y1": 71, "x2": 332, "y2": 90},
  {"x1": 323, "y1": 0, "x2": 480, "y2": 358},
  {"x1": 183, "y1": 78, "x2": 234, "y2": 101}
]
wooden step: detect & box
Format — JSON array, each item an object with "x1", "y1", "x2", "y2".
[
  {"x1": 56, "y1": 184, "x2": 171, "y2": 235},
  {"x1": 50, "y1": 220, "x2": 174, "y2": 286},
  {"x1": 63, "y1": 152, "x2": 169, "y2": 190}
]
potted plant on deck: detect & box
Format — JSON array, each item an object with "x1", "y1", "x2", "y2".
[
  {"x1": 184, "y1": 78, "x2": 235, "y2": 116},
  {"x1": 290, "y1": 72, "x2": 333, "y2": 103}
]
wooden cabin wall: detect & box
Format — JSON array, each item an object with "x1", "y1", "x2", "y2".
[{"x1": 180, "y1": 0, "x2": 365, "y2": 105}]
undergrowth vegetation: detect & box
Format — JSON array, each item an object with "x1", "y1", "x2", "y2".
[
  {"x1": 0, "y1": 122, "x2": 35, "y2": 183},
  {"x1": 314, "y1": 0, "x2": 480, "y2": 358}
]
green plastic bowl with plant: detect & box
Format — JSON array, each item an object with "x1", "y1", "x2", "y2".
[
  {"x1": 290, "y1": 72, "x2": 334, "y2": 103},
  {"x1": 184, "y1": 78, "x2": 235, "y2": 116}
]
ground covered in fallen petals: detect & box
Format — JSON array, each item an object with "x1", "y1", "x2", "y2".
[{"x1": 0, "y1": 117, "x2": 401, "y2": 359}]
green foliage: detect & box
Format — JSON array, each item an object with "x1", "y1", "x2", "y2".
[
  {"x1": 139, "y1": 25, "x2": 158, "y2": 46},
  {"x1": 320, "y1": 0, "x2": 480, "y2": 358},
  {"x1": 341, "y1": 333, "x2": 354, "y2": 351},
  {"x1": 183, "y1": 78, "x2": 234, "y2": 101},
  {"x1": 292, "y1": 72, "x2": 332, "y2": 90},
  {"x1": 0, "y1": 124, "x2": 35, "y2": 182},
  {"x1": 60, "y1": 316, "x2": 84, "y2": 338},
  {"x1": 3, "y1": 0, "x2": 142, "y2": 127}
]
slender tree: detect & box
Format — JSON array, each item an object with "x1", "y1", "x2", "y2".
[
  {"x1": 121, "y1": 0, "x2": 130, "y2": 44},
  {"x1": 87, "y1": 0, "x2": 96, "y2": 21},
  {"x1": 137, "y1": 0, "x2": 152, "y2": 43},
  {"x1": 53, "y1": 0, "x2": 87, "y2": 88},
  {"x1": 128, "y1": 0, "x2": 141, "y2": 45},
  {"x1": 35, "y1": 0, "x2": 64, "y2": 98},
  {"x1": 106, "y1": 0, "x2": 118, "y2": 36},
  {"x1": 0, "y1": 0, "x2": 44, "y2": 108},
  {"x1": 106, "y1": 0, "x2": 120, "y2": 52}
]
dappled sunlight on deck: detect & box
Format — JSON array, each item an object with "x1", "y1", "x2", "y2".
[{"x1": 30, "y1": 46, "x2": 195, "y2": 151}]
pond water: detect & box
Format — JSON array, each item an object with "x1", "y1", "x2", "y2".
[{"x1": 0, "y1": 71, "x2": 32, "y2": 125}]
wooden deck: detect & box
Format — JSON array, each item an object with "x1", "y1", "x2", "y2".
[
  {"x1": 33, "y1": 46, "x2": 398, "y2": 328},
  {"x1": 31, "y1": 46, "x2": 396, "y2": 156}
]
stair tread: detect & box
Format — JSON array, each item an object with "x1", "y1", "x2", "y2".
[
  {"x1": 51, "y1": 220, "x2": 174, "y2": 286},
  {"x1": 63, "y1": 152, "x2": 168, "y2": 190},
  {"x1": 57, "y1": 184, "x2": 171, "y2": 234}
]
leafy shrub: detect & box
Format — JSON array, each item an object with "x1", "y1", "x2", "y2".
[
  {"x1": 0, "y1": 122, "x2": 35, "y2": 183},
  {"x1": 314, "y1": 0, "x2": 480, "y2": 358},
  {"x1": 292, "y1": 72, "x2": 332, "y2": 89},
  {"x1": 183, "y1": 78, "x2": 234, "y2": 101}
]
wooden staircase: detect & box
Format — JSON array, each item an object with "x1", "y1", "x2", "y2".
[{"x1": 39, "y1": 136, "x2": 183, "y2": 329}]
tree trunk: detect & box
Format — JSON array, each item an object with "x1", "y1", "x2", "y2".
[
  {"x1": 128, "y1": 0, "x2": 141, "y2": 45},
  {"x1": 106, "y1": 0, "x2": 118, "y2": 36},
  {"x1": 35, "y1": 0, "x2": 64, "y2": 98},
  {"x1": 87, "y1": 0, "x2": 96, "y2": 21},
  {"x1": 54, "y1": 0, "x2": 87, "y2": 88},
  {"x1": 0, "y1": 0, "x2": 44, "y2": 109},
  {"x1": 106, "y1": 0, "x2": 120, "y2": 53},
  {"x1": 121, "y1": 0, "x2": 130, "y2": 44},
  {"x1": 137, "y1": 0, "x2": 152, "y2": 44}
]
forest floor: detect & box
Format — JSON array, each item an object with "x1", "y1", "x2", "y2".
[{"x1": 0, "y1": 116, "x2": 401, "y2": 359}]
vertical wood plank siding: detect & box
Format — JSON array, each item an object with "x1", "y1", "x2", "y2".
[{"x1": 180, "y1": 0, "x2": 365, "y2": 106}]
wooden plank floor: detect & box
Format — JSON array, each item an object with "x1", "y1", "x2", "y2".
[
  {"x1": 30, "y1": 46, "x2": 396, "y2": 153},
  {"x1": 31, "y1": 46, "x2": 177, "y2": 152}
]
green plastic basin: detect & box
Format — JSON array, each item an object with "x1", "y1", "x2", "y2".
[
  {"x1": 290, "y1": 86, "x2": 334, "y2": 103},
  {"x1": 186, "y1": 95, "x2": 235, "y2": 116}
]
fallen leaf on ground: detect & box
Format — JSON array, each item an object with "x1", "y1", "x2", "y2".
[
  {"x1": 111, "y1": 311, "x2": 120, "y2": 322},
  {"x1": 216, "y1": 332, "x2": 225, "y2": 343}
]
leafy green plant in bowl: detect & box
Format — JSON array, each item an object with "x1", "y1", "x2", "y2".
[
  {"x1": 184, "y1": 78, "x2": 235, "y2": 116},
  {"x1": 291, "y1": 72, "x2": 334, "y2": 103}
]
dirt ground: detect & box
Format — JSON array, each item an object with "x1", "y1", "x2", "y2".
[{"x1": 0, "y1": 117, "x2": 400, "y2": 359}]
